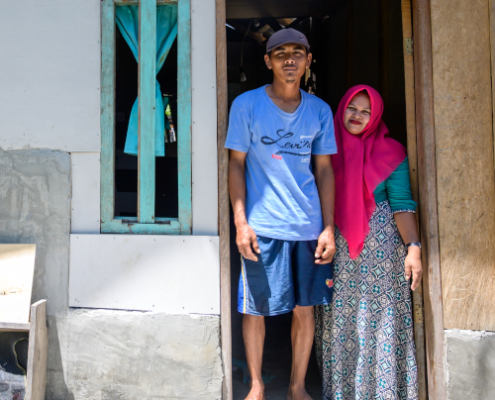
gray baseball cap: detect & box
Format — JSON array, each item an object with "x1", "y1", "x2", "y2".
[{"x1": 266, "y1": 28, "x2": 310, "y2": 54}]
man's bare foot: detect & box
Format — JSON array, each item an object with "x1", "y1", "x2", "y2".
[
  {"x1": 287, "y1": 385, "x2": 313, "y2": 400},
  {"x1": 245, "y1": 384, "x2": 265, "y2": 400}
]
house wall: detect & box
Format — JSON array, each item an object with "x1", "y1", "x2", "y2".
[
  {"x1": 429, "y1": 0, "x2": 495, "y2": 398},
  {"x1": 0, "y1": 1, "x2": 222, "y2": 399}
]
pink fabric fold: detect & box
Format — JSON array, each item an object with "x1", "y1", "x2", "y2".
[{"x1": 332, "y1": 85, "x2": 406, "y2": 259}]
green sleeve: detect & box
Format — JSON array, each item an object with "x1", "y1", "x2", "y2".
[{"x1": 384, "y1": 158, "x2": 417, "y2": 212}]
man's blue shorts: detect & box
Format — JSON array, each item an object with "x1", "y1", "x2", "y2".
[{"x1": 238, "y1": 236, "x2": 334, "y2": 316}]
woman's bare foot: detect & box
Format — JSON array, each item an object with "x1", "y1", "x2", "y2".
[
  {"x1": 287, "y1": 385, "x2": 313, "y2": 400},
  {"x1": 245, "y1": 383, "x2": 265, "y2": 400}
]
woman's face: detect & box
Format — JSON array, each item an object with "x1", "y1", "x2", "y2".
[{"x1": 343, "y1": 92, "x2": 371, "y2": 135}]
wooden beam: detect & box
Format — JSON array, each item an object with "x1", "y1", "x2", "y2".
[
  {"x1": 26, "y1": 300, "x2": 49, "y2": 400},
  {"x1": 0, "y1": 322, "x2": 30, "y2": 331},
  {"x1": 101, "y1": 0, "x2": 116, "y2": 226},
  {"x1": 411, "y1": 0, "x2": 446, "y2": 398},
  {"x1": 137, "y1": 0, "x2": 157, "y2": 224},
  {"x1": 217, "y1": 1, "x2": 232, "y2": 400},
  {"x1": 400, "y1": 1, "x2": 427, "y2": 399},
  {"x1": 177, "y1": 0, "x2": 193, "y2": 233}
]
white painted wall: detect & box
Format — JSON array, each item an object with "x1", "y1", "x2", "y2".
[
  {"x1": 69, "y1": 235, "x2": 220, "y2": 315},
  {"x1": 191, "y1": 0, "x2": 219, "y2": 235},
  {"x1": 71, "y1": 153, "x2": 100, "y2": 234},
  {"x1": 0, "y1": 0, "x2": 222, "y2": 314},
  {"x1": 0, "y1": 0, "x2": 101, "y2": 152}
]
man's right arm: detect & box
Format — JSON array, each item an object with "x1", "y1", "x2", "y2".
[{"x1": 229, "y1": 150, "x2": 260, "y2": 262}]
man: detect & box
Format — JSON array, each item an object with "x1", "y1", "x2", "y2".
[{"x1": 226, "y1": 28, "x2": 337, "y2": 400}]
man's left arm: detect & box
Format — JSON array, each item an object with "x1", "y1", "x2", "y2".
[{"x1": 313, "y1": 154, "x2": 336, "y2": 264}]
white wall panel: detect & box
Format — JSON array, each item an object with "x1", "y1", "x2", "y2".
[
  {"x1": 71, "y1": 153, "x2": 100, "y2": 234},
  {"x1": 0, "y1": 0, "x2": 100, "y2": 151},
  {"x1": 69, "y1": 235, "x2": 220, "y2": 315},
  {"x1": 191, "y1": 0, "x2": 219, "y2": 235}
]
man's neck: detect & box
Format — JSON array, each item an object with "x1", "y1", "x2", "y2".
[{"x1": 269, "y1": 78, "x2": 301, "y2": 101}]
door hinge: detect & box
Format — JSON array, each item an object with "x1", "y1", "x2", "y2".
[{"x1": 404, "y1": 38, "x2": 414, "y2": 56}]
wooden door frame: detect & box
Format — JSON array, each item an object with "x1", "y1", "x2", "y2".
[
  {"x1": 215, "y1": 1, "x2": 447, "y2": 399},
  {"x1": 410, "y1": 0, "x2": 447, "y2": 398},
  {"x1": 216, "y1": 1, "x2": 232, "y2": 399}
]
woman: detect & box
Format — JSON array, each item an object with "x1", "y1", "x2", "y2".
[{"x1": 315, "y1": 85, "x2": 422, "y2": 400}]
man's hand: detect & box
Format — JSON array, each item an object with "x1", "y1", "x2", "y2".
[
  {"x1": 315, "y1": 227, "x2": 336, "y2": 264},
  {"x1": 405, "y1": 246, "x2": 423, "y2": 291},
  {"x1": 229, "y1": 150, "x2": 261, "y2": 262},
  {"x1": 236, "y1": 222, "x2": 261, "y2": 262}
]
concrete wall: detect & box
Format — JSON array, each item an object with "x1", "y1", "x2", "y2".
[
  {"x1": 58, "y1": 310, "x2": 222, "y2": 400},
  {"x1": 0, "y1": 1, "x2": 223, "y2": 399},
  {"x1": 445, "y1": 330, "x2": 495, "y2": 400}
]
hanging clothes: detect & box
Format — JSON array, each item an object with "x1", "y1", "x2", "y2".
[{"x1": 116, "y1": 5, "x2": 178, "y2": 156}]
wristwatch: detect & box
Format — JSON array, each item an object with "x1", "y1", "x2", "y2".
[{"x1": 406, "y1": 242, "x2": 421, "y2": 249}]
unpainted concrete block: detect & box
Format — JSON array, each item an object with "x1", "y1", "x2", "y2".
[
  {"x1": 63, "y1": 309, "x2": 223, "y2": 400},
  {"x1": 445, "y1": 329, "x2": 495, "y2": 400},
  {"x1": 0, "y1": 149, "x2": 72, "y2": 399}
]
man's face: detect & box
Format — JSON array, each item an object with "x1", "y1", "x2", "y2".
[{"x1": 264, "y1": 43, "x2": 312, "y2": 84}]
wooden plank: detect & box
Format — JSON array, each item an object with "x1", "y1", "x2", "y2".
[
  {"x1": 380, "y1": 0, "x2": 390, "y2": 123},
  {"x1": 178, "y1": 0, "x2": 192, "y2": 234},
  {"x1": 0, "y1": 244, "x2": 36, "y2": 324},
  {"x1": 432, "y1": 0, "x2": 495, "y2": 332},
  {"x1": 26, "y1": 300, "x2": 48, "y2": 400},
  {"x1": 216, "y1": 0, "x2": 232, "y2": 399},
  {"x1": 0, "y1": 322, "x2": 30, "y2": 332},
  {"x1": 400, "y1": 2, "x2": 426, "y2": 399},
  {"x1": 411, "y1": 0, "x2": 446, "y2": 398},
  {"x1": 101, "y1": 0, "x2": 117, "y2": 227},
  {"x1": 137, "y1": 0, "x2": 157, "y2": 224}
]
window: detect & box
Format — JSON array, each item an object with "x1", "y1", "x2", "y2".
[{"x1": 100, "y1": 0, "x2": 191, "y2": 235}]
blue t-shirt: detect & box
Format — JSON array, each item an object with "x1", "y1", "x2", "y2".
[{"x1": 225, "y1": 85, "x2": 337, "y2": 241}]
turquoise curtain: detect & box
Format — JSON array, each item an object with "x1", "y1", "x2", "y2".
[{"x1": 116, "y1": 5, "x2": 178, "y2": 156}]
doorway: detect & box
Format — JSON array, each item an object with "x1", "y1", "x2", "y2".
[{"x1": 221, "y1": 0, "x2": 425, "y2": 399}]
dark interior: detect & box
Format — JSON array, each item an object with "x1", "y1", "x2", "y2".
[
  {"x1": 115, "y1": 24, "x2": 179, "y2": 219},
  {"x1": 226, "y1": 1, "x2": 408, "y2": 398}
]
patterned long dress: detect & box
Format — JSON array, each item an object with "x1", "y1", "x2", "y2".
[{"x1": 315, "y1": 199, "x2": 418, "y2": 400}]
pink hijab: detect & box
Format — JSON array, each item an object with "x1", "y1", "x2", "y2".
[{"x1": 332, "y1": 85, "x2": 406, "y2": 259}]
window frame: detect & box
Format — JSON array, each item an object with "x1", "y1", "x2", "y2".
[{"x1": 100, "y1": 0, "x2": 192, "y2": 235}]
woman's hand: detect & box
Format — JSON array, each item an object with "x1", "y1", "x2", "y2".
[
  {"x1": 394, "y1": 212, "x2": 422, "y2": 291},
  {"x1": 405, "y1": 245, "x2": 423, "y2": 291}
]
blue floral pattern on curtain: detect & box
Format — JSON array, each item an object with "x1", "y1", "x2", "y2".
[{"x1": 116, "y1": 5, "x2": 178, "y2": 156}]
